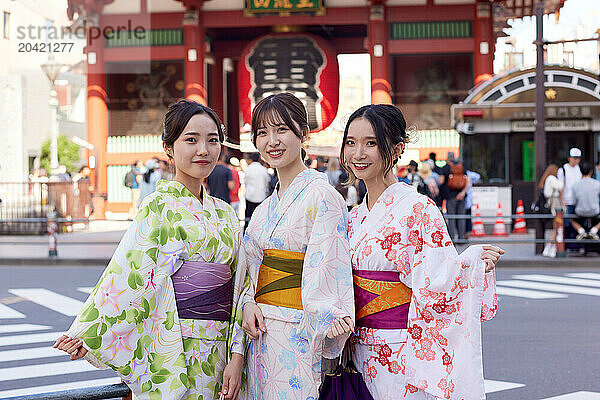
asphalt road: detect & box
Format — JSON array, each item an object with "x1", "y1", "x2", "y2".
[{"x1": 0, "y1": 265, "x2": 599, "y2": 399}]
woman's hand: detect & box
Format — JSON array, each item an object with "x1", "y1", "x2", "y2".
[
  {"x1": 53, "y1": 335, "x2": 88, "y2": 360},
  {"x1": 326, "y1": 316, "x2": 354, "y2": 339},
  {"x1": 242, "y1": 302, "x2": 266, "y2": 340},
  {"x1": 481, "y1": 245, "x2": 505, "y2": 273},
  {"x1": 220, "y1": 353, "x2": 244, "y2": 400}
]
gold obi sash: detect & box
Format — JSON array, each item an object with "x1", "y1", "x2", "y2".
[{"x1": 255, "y1": 249, "x2": 304, "y2": 310}]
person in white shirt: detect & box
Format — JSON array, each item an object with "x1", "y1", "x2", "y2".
[
  {"x1": 540, "y1": 164, "x2": 564, "y2": 257},
  {"x1": 557, "y1": 147, "x2": 582, "y2": 229},
  {"x1": 243, "y1": 152, "x2": 271, "y2": 228}
]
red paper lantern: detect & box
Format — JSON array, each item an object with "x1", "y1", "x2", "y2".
[{"x1": 238, "y1": 33, "x2": 339, "y2": 132}]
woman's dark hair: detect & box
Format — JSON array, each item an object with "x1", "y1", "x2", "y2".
[
  {"x1": 162, "y1": 99, "x2": 225, "y2": 159},
  {"x1": 340, "y1": 104, "x2": 409, "y2": 185},
  {"x1": 251, "y1": 92, "x2": 309, "y2": 160}
]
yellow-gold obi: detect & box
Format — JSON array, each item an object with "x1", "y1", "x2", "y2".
[{"x1": 255, "y1": 249, "x2": 304, "y2": 310}]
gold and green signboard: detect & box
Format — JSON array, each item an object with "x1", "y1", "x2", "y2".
[{"x1": 245, "y1": 0, "x2": 325, "y2": 16}]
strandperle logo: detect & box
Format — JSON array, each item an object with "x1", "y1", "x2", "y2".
[{"x1": 16, "y1": 20, "x2": 147, "y2": 43}]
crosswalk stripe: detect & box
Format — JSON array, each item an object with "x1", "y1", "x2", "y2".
[
  {"x1": 0, "y1": 324, "x2": 51, "y2": 334},
  {"x1": 0, "y1": 359, "x2": 97, "y2": 382},
  {"x1": 0, "y1": 332, "x2": 61, "y2": 347},
  {"x1": 0, "y1": 346, "x2": 64, "y2": 362},
  {"x1": 498, "y1": 280, "x2": 600, "y2": 296},
  {"x1": 540, "y1": 391, "x2": 600, "y2": 399},
  {"x1": 9, "y1": 288, "x2": 84, "y2": 316},
  {"x1": 484, "y1": 379, "x2": 525, "y2": 394},
  {"x1": 0, "y1": 377, "x2": 121, "y2": 397},
  {"x1": 0, "y1": 303, "x2": 25, "y2": 319},
  {"x1": 78, "y1": 287, "x2": 93, "y2": 294},
  {"x1": 566, "y1": 273, "x2": 600, "y2": 280},
  {"x1": 496, "y1": 286, "x2": 568, "y2": 299},
  {"x1": 514, "y1": 274, "x2": 600, "y2": 288}
]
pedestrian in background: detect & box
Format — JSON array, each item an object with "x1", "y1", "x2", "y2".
[
  {"x1": 54, "y1": 100, "x2": 245, "y2": 400},
  {"x1": 439, "y1": 152, "x2": 471, "y2": 241},
  {"x1": 540, "y1": 164, "x2": 564, "y2": 257},
  {"x1": 123, "y1": 161, "x2": 142, "y2": 216},
  {"x1": 325, "y1": 156, "x2": 342, "y2": 187},
  {"x1": 315, "y1": 155, "x2": 327, "y2": 172},
  {"x1": 570, "y1": 162, "x2": 600, "y2": 240},
  {"x1": 139, "y1": 158, "x2": 161, "y2": 205},
  {"x1": 244, "y1": 152, "x2": 270, "y2": 229},
  {"x1": 419, "y1": 161, "x2": 439, "y2": 202},
  {"x1": 206, "y1": 151, "x2": 234, "y2": 203},
  {"x1": 558, "y1": 147, "x2": 582, "y2": 229},
  {"x1": 159, "y1": 159, "x2": 174, "y2": 180},
  {"x1": 228, "y1": 156, "x2": 241, "y2": 218},
  {"x1": 341, "y1": 103, "x2": 503, "y2": 400},
  {"x1": 465, "y1": 166, "x2": 481, "y2": 235},
  {"x1": 594, "y1": 159, "x2": 600, "y2": 181}
]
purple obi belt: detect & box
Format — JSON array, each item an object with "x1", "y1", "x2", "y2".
[
  {"x1": 353, "y1": 269, "x2": 412, "y2": 329},
  {"x1": 171, "y1": 261, "x2": 233, "y2": 321}
]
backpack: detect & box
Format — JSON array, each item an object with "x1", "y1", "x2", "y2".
[
  {"x1": 447, "y1": 162, "x2": 467, "y2": 191},
  {"x1": 124, "y1": 170, "x2": 135, "y2": 188}
]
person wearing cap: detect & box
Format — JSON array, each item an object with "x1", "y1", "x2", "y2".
[
  {"x1": 570, "y1": 162, "x2": 600, "y2": 240},
  {"x1": 557, "y1": 148, "x2": 583, "y2": 228}
]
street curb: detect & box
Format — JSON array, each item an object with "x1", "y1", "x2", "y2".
[{"x1": 0, "y1": 258, "x2": 110, "y2": 266}]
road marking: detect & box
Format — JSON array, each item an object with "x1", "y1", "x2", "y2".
[
  {"x1": 497, "y1": 280, "x2": 600, "y2": 297},
  {"x1": 540, "y1": 391, "x2": 600, "y2": 400},
  {"x1": 0, "y1": 324, "x2": 51, "y2": 334},
  {"x1": 484, "y1": 379, "x2": 525, "y2": 394},
  {"x1": 496, "y1": 286, "x2": 567, "y2": 299},
  {"x1": 566, "y1": 273, "x2": 600, "y2": 280},
  {"x1": 78, "y1": 287, "x2": 93, "y2": 294},
  {"x1": 0, "y1": 377, "x2": 121, "y2": 397},
  {"x1": 513, "y1": 274, "x2": 600, "y2": 287},
  {"x1": 9, "y1": 288, "x2": 84, "y2": 316},
  {"x1": 0, "y1": 332, "x2": 62, "y2": 347},
  {"x1": 0, "y1": 359, "x2": 97, "y2": 382},
  {"x1": 0, "y1": 346, "x2": 64, "y2": 362},
  {"x1": 0, "y1": 303, "x2": 25, "y2": 319}
]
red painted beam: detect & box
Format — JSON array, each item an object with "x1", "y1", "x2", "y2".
[
  {"x1": 387, "y1": 5, "x2": 473, "y2": 21},
  {"x1": 202, "y1": 7, "x2": 368, "y2": 28},
  {"x1": 331, "y1": 37, "x2": 367, "y2": 54},
  {"x1": 104, "y1": 46, "x2": 185, "y2": 62},
  {"x1": 388, "y1": 38, "x2": 473, "y2": 54}
]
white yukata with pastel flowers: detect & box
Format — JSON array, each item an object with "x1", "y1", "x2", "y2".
[
  {"x1": 243, "y1": 169, "x2": 355, "y2": 400},
  {"x1": 65, "y1": 180, "x2": 247, "y2": 400},
  {"x1": 348, "y1": 183, "x2": 497, "y2": 400}
]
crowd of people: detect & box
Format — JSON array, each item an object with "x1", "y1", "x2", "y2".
[
  {"x1": 55, "y1": 94, "x2": 504, "y2": 400},
  {"x1": 538, "y1": 148, "x2": 600, "y2": 257}
]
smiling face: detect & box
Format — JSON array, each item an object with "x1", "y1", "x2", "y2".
[
  {"x1": 166, "y1": 113, "x2": 221, "y2": 182},
  {"x1": 254, "y1": 114, "x2": 304, "y2": 170},
  {"x1": 343, "y1": 117, "x2": 386, "y2": 183}
]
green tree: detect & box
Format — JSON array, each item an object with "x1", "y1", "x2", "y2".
[{"x1": 40, "y1": 135, "x2": 81, "y2": 175}]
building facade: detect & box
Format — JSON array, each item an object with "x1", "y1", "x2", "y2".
[{"x1": 66, "y1": 0, "x2": 564, "y2": 213}]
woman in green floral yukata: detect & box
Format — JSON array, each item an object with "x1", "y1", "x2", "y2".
[{"x1": 54, "y1": 100, "x2": 246, "y2": 400}]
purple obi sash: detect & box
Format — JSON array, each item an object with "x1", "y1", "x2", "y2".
[
  {"x1": 171, "y1": 261, "x2": 233, "y2": 321},
  {"x1": 353, "y1": 269, "x2": 412, "y2": 329}
]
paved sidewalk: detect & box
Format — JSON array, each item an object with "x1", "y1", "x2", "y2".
[{"x1": 0, "y1": 223, "x2": 598, "y2": 267}]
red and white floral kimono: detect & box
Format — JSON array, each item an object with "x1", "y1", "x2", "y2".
[{"x1": 348, "y1": 183, "x2": 497, "y2": 400}]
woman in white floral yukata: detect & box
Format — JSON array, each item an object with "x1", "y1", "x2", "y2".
[
  {"x1": 241, "y1": 92, "x2": 355, "y2": 400},
  {"x1": 54, "y1": 100, "x2": 246, "y2": 400},
  {"x1": 340, "y1": 104, "x2": 504, "y2": 400}
]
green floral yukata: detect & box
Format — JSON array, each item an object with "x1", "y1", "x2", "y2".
[{"x1": 65, "y1": 180, "x2": 246, "y2": 400}]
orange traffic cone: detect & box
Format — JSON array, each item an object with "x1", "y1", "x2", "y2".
[
  {"x1": 493, "y1": 203, "x2": 508, "y2": 236},
  {"x1": 442, "y1": 199, "x2": 447, "y2": 214},
  {"x1": 513, "y1": 199, "x2": 527, "y2": 234},
  {"x1": 472, "y1": 204, "x2": 486, "y2": 236}
]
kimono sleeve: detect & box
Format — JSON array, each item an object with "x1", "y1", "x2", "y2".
[
  {"x1": 401, "y1": 199, "x2": 496, "y2": 400},
  {"x1": 241, "y1": 217, "x2": 264, "y2": 307},
  {"x1": 297, "y1": 188, "x2": 355, "y2": 365},
  {"x1": 228, "y1": 212, "x2": 248, "y2": 356},
  {"x1": 64, "y1": 195, "x2": 193, "y2": 400}
]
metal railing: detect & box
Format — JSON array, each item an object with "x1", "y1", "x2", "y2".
[
  {"x1": 0, "y1": 181, "x2": 92, "y2": 234},
  {"x1": 1, "y1": 382, "x2": 130, "y2": 400}
]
